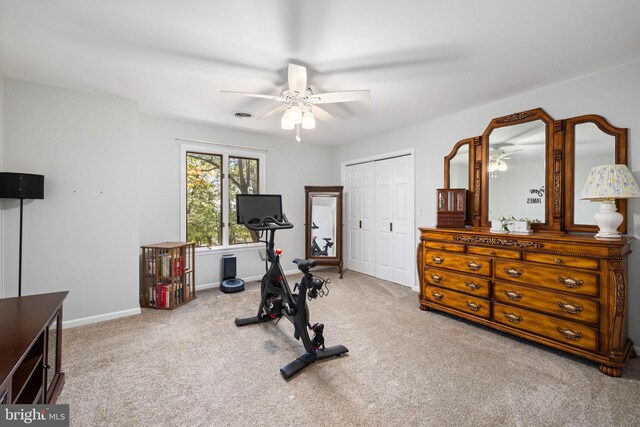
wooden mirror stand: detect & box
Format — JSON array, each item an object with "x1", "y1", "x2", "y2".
[{"x1": 304, "y1": 186, "x2": 344, "y2": 278}]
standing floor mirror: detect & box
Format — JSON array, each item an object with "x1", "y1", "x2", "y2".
[{"x1": 305, "y1": 186, "x2": 344, "y2": 278}]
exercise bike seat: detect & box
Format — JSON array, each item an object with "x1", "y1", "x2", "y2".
[{"x1": 293, "y1": 258, "x2": 317, "y2": 273}]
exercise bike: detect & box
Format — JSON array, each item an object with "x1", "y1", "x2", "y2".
[{"x1": 234, "y1": 194, "x2": 348, "y2": 379}]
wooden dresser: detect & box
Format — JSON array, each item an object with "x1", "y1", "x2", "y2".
[{"x1": 417, "y1": 227, "x2": 635, "y2": 376}]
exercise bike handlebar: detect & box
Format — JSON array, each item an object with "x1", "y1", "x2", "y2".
[{"x1": 240, "y1": 214, "x2": 294, "y2": 231}]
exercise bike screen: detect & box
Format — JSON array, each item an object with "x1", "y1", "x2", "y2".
[{"x1": 236, "y1": 194, "x2": 283, "y2": 224}]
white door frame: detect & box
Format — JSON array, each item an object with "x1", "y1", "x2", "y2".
[{"x1": 341, "y1": 148, "x2": 416, "y2": 290}]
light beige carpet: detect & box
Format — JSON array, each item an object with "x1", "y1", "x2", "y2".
[{"x1": 59, "y1": 271, "x2": 640, "y2": 426}]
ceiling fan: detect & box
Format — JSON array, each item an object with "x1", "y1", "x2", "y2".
[
  {"x1": 222, "y1": 63, "x2": 371, "y2": 141},
  {"x1": 488, "y1": 149, "x2": 521, "y2": 176}
]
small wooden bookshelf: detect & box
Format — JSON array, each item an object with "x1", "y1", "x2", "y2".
[{"x1": 140, "y1": 242, "x2": 196, "y2": 309}]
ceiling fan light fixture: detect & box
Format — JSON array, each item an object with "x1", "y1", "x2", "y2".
[
  {"x1": 281, "y1": 110, "x2": 294, "y2": 130},
  {"x1": 498, "y1": 160, "x2": 508, "y2": 172},
  {"x1": 302, "y1": 110, "x2": 316, "y2": 129},
  {"x1": 289, "y1": 104, "x2": 303, "y2": 124}
]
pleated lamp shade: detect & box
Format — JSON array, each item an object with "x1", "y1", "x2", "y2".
[
  {"x1": 581, "y1": 165, "x2": 640, "y2": 201},
  {"x1": 0, "y1": 173, "x2": 45, "y2": 200}
]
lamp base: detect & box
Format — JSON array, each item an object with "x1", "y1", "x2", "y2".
[{"x1": 593, "y1": 200, "x2": 623, "y2": 239}]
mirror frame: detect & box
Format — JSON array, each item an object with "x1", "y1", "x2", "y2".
[
  {"x1": 564, "y1": 114, "x2": 628, "y2": 233},
  {"x1": 444, "y1": 138, "x2": 475, "y2": 225},
  {"x1": 480, "y1": 108, "x2": 556, "y2": 230},
  {"x1": 304, "y1": 185, "x2": 344, "y2": 278}
]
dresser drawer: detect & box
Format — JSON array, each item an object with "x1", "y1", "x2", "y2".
[
  {"x1": 423, "y1": 285, "x2": 490, "y2": 319},
  {"x1": 425, "y1": 250, "x2": 492, "y2": 277},
  {"x1": 524, "y1": 252, "x2": 599, "y2": 270},
  {"x1": 468, "y1": 246, "x2": 520, "y2": 260},
  {"x1": 493, "y1": 303, "x2": 597, "y2": 351},
  {"x1": 424, "y1": 268, "x2": 490, "y2": 298},
  {"x1": 494, "y1": 260, "x2": 598, "y2": 297},
  {"x1": 424, "y1": 241, "x2": 465, "y2": 252},
  {"x1": 494, "y1": 282, "x2": 598, "y2": 324}
]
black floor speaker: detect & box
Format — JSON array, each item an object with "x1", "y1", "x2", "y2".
[{"x1": 221, "y1": 254, "x2": 245, "y2": 293}]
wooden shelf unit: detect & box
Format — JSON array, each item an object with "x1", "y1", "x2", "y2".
[
  {"x1": 0, "y1": 291, "x2": 67, "y2": 405},
  {"x1": 140, "y1": 242, "x2": 196, "y2": 309}
]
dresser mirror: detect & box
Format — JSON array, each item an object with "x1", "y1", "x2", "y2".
[
  {"x1": 565, "y1": 115, "x2": 628, "y2": 233},
  {"x1": 305, "y1": 186, "x2": 344, "y2": 277},
  {"x1": 444, "y1": 139, "x2": 471, "y2": 189},
  {"x1": 442, "y1": 108, "x2": 628, "y2": 233},
  {"x1": 481, "y1": 108, "x2": 554, "y2": 229},
  {"x1": 487, "y1": 120, "x2": 547, "y2": 223}
]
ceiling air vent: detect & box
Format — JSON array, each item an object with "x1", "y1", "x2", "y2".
[{"x1": 233, "y1": 111, "x2": 253, "y2": 119}]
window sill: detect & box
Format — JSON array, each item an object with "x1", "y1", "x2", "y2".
[{"x1": 194, "y1": 243, "x2": 263, "y2": 256}]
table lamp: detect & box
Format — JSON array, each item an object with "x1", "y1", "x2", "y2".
[
  {"x1": 0, "y1": 172, "x2": 45, "y2": 296},
  {"x1": 581, "y1": 164, "x2": 639, "y2": 239}
]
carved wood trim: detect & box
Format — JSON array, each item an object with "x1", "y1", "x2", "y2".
[
  {"x1": 496, "y1": 111, "x2": 535, "y2": 124},
  {"x1": 474, "y1": 161, "x2": 481, "y2": 215},
  {"x1": 417, "y1": 243, "x2": 424, "y2": 299},
  {"x1": 614, "y1": 271, "x2": 625, "y2": 316},
  {"x1": 452, "y1": 235, "x2": 544, "y2": 248},
  {"x1": 553, "y1": 149, "x2": 562, "y2": 217}
]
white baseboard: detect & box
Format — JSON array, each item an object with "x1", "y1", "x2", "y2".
[
  {"x1": 195, "y1": 269, "x2": 300, "y2": 292},
  {"x1": 63, "y1": 307, "x2": 141, "y2": 329}
]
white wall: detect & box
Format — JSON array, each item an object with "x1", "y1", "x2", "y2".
[
  {"x1": 139, "y1": 115, "x2": 336, "y2": 287},
  {"x1": 334, "y1": 59, "x2": 640, "y2": 345},
  {"x1": 2, "y1": 78, "x2": 140, "y2": 324}
]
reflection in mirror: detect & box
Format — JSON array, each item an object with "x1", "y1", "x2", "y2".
[
  {"x1": 488, "y1": 120, "x2": 546, "y2": 223},
  {"x1": 311, "y1": 195, "x2": 337, "y2": 257},
  {"x1": 449, "y1": 144, "x2": 469, "y2": 188},
  {"x1": 573, "y1": 122, "x2": 615, "y2": 225}
]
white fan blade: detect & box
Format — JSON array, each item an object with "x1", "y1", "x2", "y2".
[
  {"x1": 288, "y1": 63, "x2": 308, "y2": 95},
  {"x1": 221, "y1": 91, "x2": 285, "y2": 102},
  {"x1": 308, "y1": 90, "x2": 370, "y2": 104},
  {"x1": 309, "y1": 104, "x2": 334, "y2": 121},
  {"x1": 257, "y1": 104, "x2": 288, "y2": 119}
]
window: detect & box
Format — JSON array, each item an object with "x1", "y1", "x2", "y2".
[
  {"x1": 228, "y1": 156, "x2": 259, "y2": 245},
  {"x1": 181, "y1": 143, "x2": 265, "y2": 250}
]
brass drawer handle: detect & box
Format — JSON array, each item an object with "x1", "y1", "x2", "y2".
[
  {"x1": 439, "y1": 245, "x2": 445, "y2": 250},
  {"x1": 557, "y1": 302, "x2": 583, "y2": 315},
  {"x1": 558, "y1": 327, "x2": 582, "y2": 340},
  {"x1": 465, "y1": 282, "x2": 481, "y2": 291},
  {"x1": 558, "y1": 276, "x2": 583, "y2": 288},
  {"x1": 503, "y1": 312, "x2": 522, "y2": 323},
  {"x1": 554, "y1": 258, "x2": 563, "y2": 264},
  {"x1": 504, "y1": 268, "x2": 524, "y2": 278},
  {"x1": 466, "y1": 301, "x2": 481, "y2": 311},
  {"x1": 503, "y1": 290, "x2": 523, "y2": 301},
  {"x1": 466, "y1": 261, "x2": 482, "y2": 271},
  {"x1": 430, "y1": 273, "x2": 443, "y2": 283},
  {"x1": 489, "y1": 251, "x2": 496, "y2": 256},
  {"x1": 431, "y1": 291, "x2": 444, "y2": 301},
  {"x1": 431, "y1": 256, "x2": 445, "y2": 264}
]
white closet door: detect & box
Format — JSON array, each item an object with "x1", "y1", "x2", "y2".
[
  {"x1": 374, "y1": 159, "x2": 394, "y2": 281},
  {"x1": 374, "y1": 156, "x2": 414, "y2": 287},
  {"x1": 346, "y1": 162, "x2": 375, "y2": 276},
  {"x1": 391, "y1": 155, "x2": 414, "y2": 287}
]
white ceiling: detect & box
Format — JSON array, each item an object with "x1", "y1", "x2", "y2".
[{"x1": 1, "y1": 1, "x2": 639, "y2": 145}]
